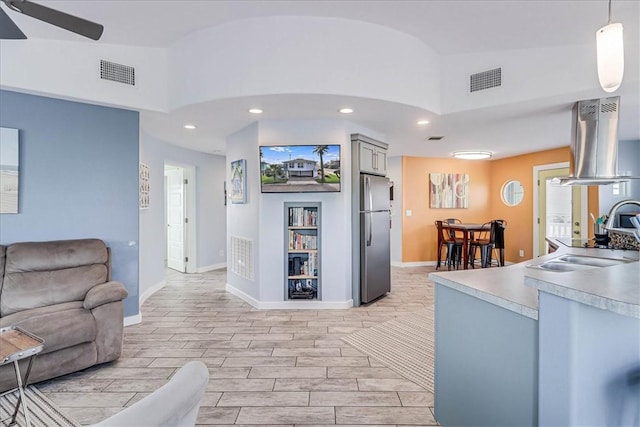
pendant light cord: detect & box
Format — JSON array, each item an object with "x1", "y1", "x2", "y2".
[{"x1": 608, "y1": 0, "x2": 612, "y2": 24}]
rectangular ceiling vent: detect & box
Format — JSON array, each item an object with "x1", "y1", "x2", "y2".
[
  {"x1": 100, "y1": 60, "x2": 135, "y2": 86},
  {"x1": 469, "y1": 67, "x2": 501, "y2": 93},
  {"x1": 426, "y1": 136, "x2": 444, "y2": 141}
]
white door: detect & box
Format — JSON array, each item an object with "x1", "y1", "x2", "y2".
[
  {"x1": 166, "y1": 167, "x2": 185, "y2": 272},
  {"x1": 536, "y1": 167, "x2": 584, "y2": 256}
]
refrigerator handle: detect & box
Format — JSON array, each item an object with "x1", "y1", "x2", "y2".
[
  {"x1": 364, "y1": 175, "x2": 371, "y2": 212},
  {"x1": 366, "y1": 212, "x2": 372, "y2": 247}
]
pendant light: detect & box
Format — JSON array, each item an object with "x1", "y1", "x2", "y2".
[{"x1": 596, "y1": 0, "x2": 624, "y2": 93}]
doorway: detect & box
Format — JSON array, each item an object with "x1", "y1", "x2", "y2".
[
  {"x1": 164, "y1": 163, "x2": 197, "y2": 273},
  {"x1": 533, "y1": 163, "x2": 586, "y2": 257}
]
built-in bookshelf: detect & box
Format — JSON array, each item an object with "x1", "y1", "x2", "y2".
[{"x1": 285, "y1": 203, "x2": 320, "y2": 300}]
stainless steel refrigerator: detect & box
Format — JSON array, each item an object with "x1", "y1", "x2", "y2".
[{"x1": 359, "y1": 174, "x2": 391, "y2": 303}]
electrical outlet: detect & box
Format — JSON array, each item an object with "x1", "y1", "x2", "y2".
[
  {"x1": 219, "y1": 249, "x2": 225, "y2": 257},
  {"x1": 406, "y1": 210, "x2": 412, "y2": 217},
  {"x1": 519, "y1": 249, "x2": 525, "y2": 257}
]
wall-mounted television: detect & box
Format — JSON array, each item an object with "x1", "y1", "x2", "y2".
[{"x1": 260, "y1": 145, "x2": 341, "y2": 193}]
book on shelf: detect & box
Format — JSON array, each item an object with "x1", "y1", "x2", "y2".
[
  {"x1": 288, "y1": 207, "x2": 318, "y2": 227},
  {"x1": 288, "y1": 230, "x2": 317, "y2": 250}
]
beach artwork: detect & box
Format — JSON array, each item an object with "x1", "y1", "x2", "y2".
[
  {"x1": 0, "y1": 127, "x2": 19, "y2": 214},
  {"x1": 230, "y1": 159, "x2": 247, "y2": 204},
  {"x1": 430, "y1": 172, "x2": 469, "y2": 209}
]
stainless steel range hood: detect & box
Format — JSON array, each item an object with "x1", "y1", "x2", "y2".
[{"x1": 557, "y1": 96, "x2": 636, "y2": 185}]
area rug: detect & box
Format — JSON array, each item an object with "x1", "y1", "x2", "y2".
[
  {"x1": 0, "y1": 385, "x2": 80, "y2": 427},
  {"x1": 342, "y1": 307, "x2": 435, "y2": 392}
]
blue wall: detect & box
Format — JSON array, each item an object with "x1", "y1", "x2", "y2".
[
  {"x1": 0, "y1": 90, "x2": 140, "y2": 317},
  {"x1": 599, "y1": 140, "x2": 640, "y2": 219}
]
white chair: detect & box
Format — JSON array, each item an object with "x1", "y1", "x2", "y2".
[{"x1": 92, "y1": 361, "x2": 209, "y2": 427}]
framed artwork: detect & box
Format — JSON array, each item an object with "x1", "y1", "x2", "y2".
[
  {"x1": 139, "y1": 162, "x2": 150, "y2": 209},
  {"x1": 0, "y1": 127, "x2": 19, "y2": 214},
  {"x1": 230, "y1": 159, "x2": 247, "y2": 204},
  {"x1": 430, "y1": 172, "x2": 469, "y2": 208}
]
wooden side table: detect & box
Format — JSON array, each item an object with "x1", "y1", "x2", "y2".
[{"x1": 0, "y1": 326, "x2": 44, "y2": 427}]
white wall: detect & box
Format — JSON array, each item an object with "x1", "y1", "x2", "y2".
[
  {"x1": 226, "y1": 123, "x2": 262, "y2": 300},
  {"x1": 387, "y1": 156, "x2": 403, "y2": 265},
  {"x1": 225, "y1": 118, "x2": 387, "y2": 307},
  {"x1": 0, "y1": 39, "x2": 168, "y2": 112},
  {"x1": 168, "y1": 16, "x2": 441, "y2": 112},
  {"x1": 441, "y1": 42, "x2": 640, "y2": 114},
  {"x1": 258, "y1": 120, "x2": 353, "y2": 303},
  {"x1": 139, "y1": 131, "x2": 226, "y2": 302}
]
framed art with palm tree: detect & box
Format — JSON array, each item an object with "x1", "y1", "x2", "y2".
[{"x1": 230, "y1": 159, "x2": 247, "y2": 204}]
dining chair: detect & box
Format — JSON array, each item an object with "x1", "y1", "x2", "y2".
[
  {"x1": 468, "y1": 220, "x2": 507, "y2": 268},
  {"x1": 435, "y1": 220, "x2": 463, "y2": 270},
  {"x1": 444, "y1": 218, "x2": 463, "y2": 239},
  {"x1": 493, "y1": 219, "x2": 507, "y2": 266}
]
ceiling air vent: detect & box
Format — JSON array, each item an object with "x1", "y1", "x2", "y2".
[
  {"x1": 100, "y1": 60, "x2": 135, "y2": 86},
  {"x1": 469, "y1": 67, "x2": 501, "y2": 93},
  {"x1": 426, "y1": 136, "x2": 444, "y2": 141}
]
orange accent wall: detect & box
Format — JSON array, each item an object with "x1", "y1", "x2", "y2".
[
  {"x1": 401, "y1": 147, "x2": 578, "y2": 263},
  {"x1": 488, "y1": 147, "x2": 569, "y2": 263},
  {"x1": 401, "y1": 156, "x2": 492, "y2": 262}
]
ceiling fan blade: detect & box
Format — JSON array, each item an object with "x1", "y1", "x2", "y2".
[
  {"x1": 0, "y1": 6, "x2": 27, "y2": 39},
  {"x1": 4, "y1": 0, "x2": 103, "y2": 40}
]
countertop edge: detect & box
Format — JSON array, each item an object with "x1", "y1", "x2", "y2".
[
  {"x1": 523, "y1": 276, "x2": 640, "y2": 318},
  {"x1": 429, "y1": 272, "x2": 539, "y2": 320}
]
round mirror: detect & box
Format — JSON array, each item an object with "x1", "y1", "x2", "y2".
[{"x1": 501, "y1": 180, "x2": 524, "y2": 206}]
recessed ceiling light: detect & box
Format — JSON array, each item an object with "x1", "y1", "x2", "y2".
[
  {"x1": 453, "y1": 151, "x2": 492, "y2": 160},
  {"x1": 249, "y1": 108, "x2": 263, "y2": 114},
  {"x1": 184, "y1": 124, "x2": 197, "y2": 130},
  {"x1": 417, "y1": 120, "x2": 430, "y2": 125},
  {"x1": 339, "y1": 108, "x2": 354, "y2": 114}
]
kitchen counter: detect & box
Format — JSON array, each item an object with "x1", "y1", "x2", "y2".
[
  {"x1": 524, "y1": 245, "x2": 639, "y2": 318},
  {"x1": 429, "y1": 243, "x2": 640, "y2": 427},
  {"x1": 429, "y1": 262, "x2": 539, "y2": 319},
  {"x1": 429, "y1": 241, "x2": 639, "y2": 320}
]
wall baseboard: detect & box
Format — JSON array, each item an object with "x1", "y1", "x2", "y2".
[
  {"x1": 225, "y1": 283, "x2": 353, "y2": 310},
  {"x1": 124, "y1": 313, "x2": 141, "y2": 326},
  {"x1": 196, "y1": 263, "x2": 226, "y2": 273},
  {"x1": 391, "y1": 261, "x2": 437, "y2": 268},
  {"x1": 140, "y1": 280, "x2": 166, "y2": 306}
]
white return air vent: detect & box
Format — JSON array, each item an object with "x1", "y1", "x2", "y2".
[
  {"x1": 100, "y1": 60, "x2": 135, "y2": 86},
  {"x1": 230, "y1": 236, "x2": 254, "y2": 281},
  {"x1": 469, "y1": 67, "x2": 501, "y2": 93}
]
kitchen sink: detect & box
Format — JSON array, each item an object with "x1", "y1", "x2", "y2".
[
  {"x1": 553, "y1": 255, "x2": 630, "y2": 268},
  {"x1": 526, "y1": 254, "x2": 633, "y2": 272}
]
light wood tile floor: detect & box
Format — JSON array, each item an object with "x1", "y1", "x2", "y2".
[{"x1": 39, "y1": 266, "x2": 438, "y2": 426}]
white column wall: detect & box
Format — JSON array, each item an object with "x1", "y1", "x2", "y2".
[
  {"x1": 258, "y1": 120, "x2": 353, "y2": 304},
  {"x1": 225, "y1": 123, "x2": 262, "y2": 301}
]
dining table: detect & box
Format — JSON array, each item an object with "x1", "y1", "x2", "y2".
[{"x1": 441, "y1": 222, "x2": 492, "y2": 269}]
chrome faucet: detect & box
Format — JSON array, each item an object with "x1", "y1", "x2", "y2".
[{"x1": 604, "y1": 200, "x2": 640, "y2": 231}]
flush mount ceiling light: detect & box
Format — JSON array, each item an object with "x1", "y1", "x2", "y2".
[
  {"x1": 338, "y1": 108, "x2": 354, "y2": 114},
  {"x1": 183, "y1": 124, "x2": 197, "y2": 130},
  {"x1": 248, "y1": 108, "x2": 263, "y2": 114},
  {"x1": 417, "y1": 120, "x2": 430, "y2": 125},
  {"x1": 596, "y1": 0, "x2": 624, "y2": 93},
  {"x1": 453, "y1": 151, "x2": 492, "y2": 160}
]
